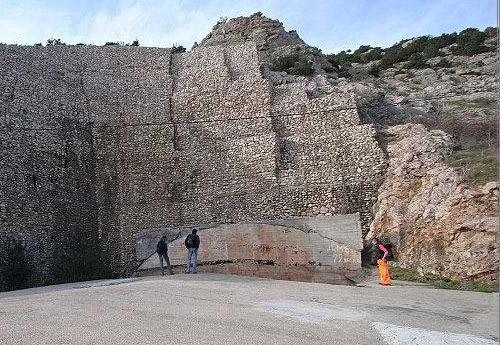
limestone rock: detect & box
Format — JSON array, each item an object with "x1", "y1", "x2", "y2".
[{"x1": 368, "y1": 124, "x2": 498, "y2": 282}]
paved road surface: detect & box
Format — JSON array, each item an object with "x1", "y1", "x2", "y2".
[{"x1": 0, "y1": 274, "x2": 498, "y2": 345}]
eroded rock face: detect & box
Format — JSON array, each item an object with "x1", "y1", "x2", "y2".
[{"x1": 368, "y1": 124, "x2": 498, "y2": 282}]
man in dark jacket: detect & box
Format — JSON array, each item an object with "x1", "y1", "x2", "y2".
[
  {"x1": 184, "y1": 229, "x2": 200, "y2": 274},
  {"x1": 157, "y1": 235, "x2": 174, "y2": 276}
]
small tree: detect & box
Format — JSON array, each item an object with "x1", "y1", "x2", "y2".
[
  {"x1": 46, "y1": 38, "x2": 65, "y2": 46},
  {"x1": 171, "y1": 45, "x2": 186, "y2": 53}
]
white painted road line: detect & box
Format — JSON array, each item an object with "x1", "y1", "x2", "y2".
[{"x1": 373, "y1": 322, "x2": 498, "y2": 345}]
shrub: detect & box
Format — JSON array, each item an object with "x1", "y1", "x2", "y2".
[
  {"x1": 171, "y1": 45, "x2": 186, "y2": 53},
  {"x1": 353, "y1": 45, "x2": 372, "y2": 55},
  {"x1": 129, "y1": 39, "x2": 139, "y2": 46},
  {"x1": 380, "y1": 49, "x2": 401, "y2": 68},
  {"x1": 104, "y1": 42, "x2": 121, "y2": 46},
  {"x1": 327, "y1": 51, "x2": 354, "y2": 67},
  {"x1": 270, "y1": 54, "x2": 314, "y2": 76},
  {"x1": 423, "y1": 41, "x2": 441, "y2": 58},
  {"x1": 437, "y1": 32, "x2": 458, "y2": 47},
  {"x1": 406, "y1": 53, "x2": 428, "y2": 69},
  {"x1": 452, "y1": 28, "x2": 487, "y2": 56},
  {"x1": 323, "y1": 65, "x2": 336, "y2": 73},
  {"x1": 289, "y1": 58, "x2": 314, "y2": 76},
  {"x1": 368, "y1": 64, "x2": 381, "y2": 77},
  {"x1": 270, "y1": 54, "x2": 300, "y2": 71},
  {"x1": 337, "y1": 66, "x2": 350, "y2": 78},
  {"x1": 46, "y1": 38, "x2": 65, "y2": 46}
]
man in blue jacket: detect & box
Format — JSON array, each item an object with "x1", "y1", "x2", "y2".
[
  {"x1": 157, "y1": 235, "x2": 174, "y2": 275},
  {"x1": 184, "y1": 229, "x2": 200, "y2": 274}
]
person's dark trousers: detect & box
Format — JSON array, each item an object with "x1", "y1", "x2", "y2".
[
  {"x1": 186, "y1": 248, "x2": 198, "y2": 274},
  {"x1": 159, "y1": 253, "x2": 174, "y2": 275}
]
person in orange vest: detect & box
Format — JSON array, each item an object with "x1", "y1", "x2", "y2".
[{"x1": 371, "y1": 237, "x2": 392, "y2": 286}]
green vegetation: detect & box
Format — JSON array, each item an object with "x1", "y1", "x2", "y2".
[
  {"x1": 326, "y1": 27, "x2": 491, "y2": 75},
  {"x1": 452, "y1": 28, "x2": 488, "y2": 56},
  {"x1": 171, "y1": 44, "x2": 186, "y2": 53},
  {"x1": 46, "y1": 38, "x2": 65, "y2": 46},
  {"x1": 406, "y1": 53, "x2": 428, "y2": 69},
  {"x1": 368, "y1": 64, "x2": 382, "y2": 77},
  {"x1": 270, "y1": 54, "x2": 314, "y2": 76},
  {"x1": 446, "y1": 149, "x2": 498, "y2": 185},
  {"x1": 104, "y1": 39, "x2": 140, "y2": 47},
  {"x1": 389, "y1": 265, "x2": 499, "y2": 293}
]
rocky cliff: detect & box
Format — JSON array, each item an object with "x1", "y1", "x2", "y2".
[
  {"x1": 197, "y1": 14, "x2": 498, "y2": 283},
  {"x1": 367, "y1": 124, "x2": 498, "y2": 282}
]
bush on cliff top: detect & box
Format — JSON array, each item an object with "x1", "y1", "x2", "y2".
[{"x1": 171, "y1": 45, "x2": 186, "y2": 53}]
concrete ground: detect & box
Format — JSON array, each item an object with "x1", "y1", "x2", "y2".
[{"x1": 0, "y1": 274, "x2": 498, "y2": 345}]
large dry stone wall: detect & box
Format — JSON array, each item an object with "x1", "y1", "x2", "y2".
[{"x1": 0, "y1": 42, "x2": 385, "y2": 288}]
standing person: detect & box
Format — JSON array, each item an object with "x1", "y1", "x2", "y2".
[
  {"x1": 157, "y1": 235, "x2": 174, "y2": 276},
  {"x1": 185, "y1": 229, "x2": 200, "y2": 274},
  {"x1": 371, "y1": 237, "x2": 392, "y2": 286}
]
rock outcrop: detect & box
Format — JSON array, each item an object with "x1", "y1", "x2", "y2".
[
  {"x1": 197, "y1": 12, "x2": 336, "y2": 84},
  {"x1": 368, "y1": 124, "x2": 498, "y2": 282}
]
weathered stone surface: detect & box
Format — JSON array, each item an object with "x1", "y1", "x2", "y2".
[
  {"x1": 368, "y1": 124, "x2": 498, "y2": 282},
  {"x1": 0, "y1": 42, "x2": 384, "y2": 289}
]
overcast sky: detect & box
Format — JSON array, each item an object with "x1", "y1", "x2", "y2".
[{"x1": 0, "y1": 0, "x2": 496, "y2": 53}]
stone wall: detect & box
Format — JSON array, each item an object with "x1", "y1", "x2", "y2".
[{"x1": 0, "y1": 42, "x2": 385, "y2": 288}]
